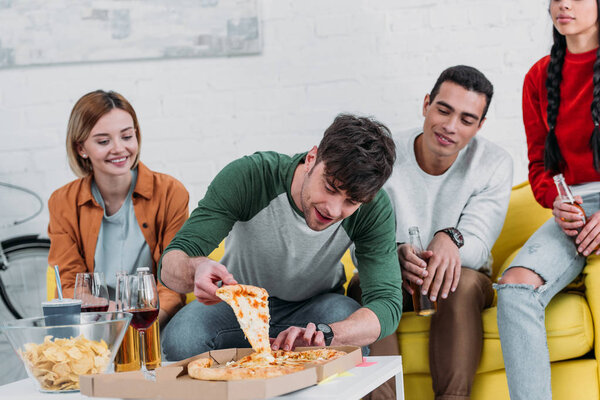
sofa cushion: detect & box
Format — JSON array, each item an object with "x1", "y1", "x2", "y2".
[
  {"x1": 397, "y1": 292, "x2": 594, "y2": 374},
  {"x1": 490, "y1": 182, "x2": 552, "y2": 282}
]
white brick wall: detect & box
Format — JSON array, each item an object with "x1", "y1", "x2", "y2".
[{"x1": 0, "y1": 0, "x2": 552, "y2": 240}]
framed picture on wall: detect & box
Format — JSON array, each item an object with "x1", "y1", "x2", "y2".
[{"x1": 0, "y1": 0, "x2": 262, "y2": 69}]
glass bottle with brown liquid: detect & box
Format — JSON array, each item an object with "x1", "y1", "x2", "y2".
[
  {"x1": 554, "y1": 174, "x2": 586, "y2": 226},
  {"x1": 408, "y1": 226, "x2": 437, "y2": 316},
  {"x1": 553, "y1": 174, "x2": 599, "y2": 254}
]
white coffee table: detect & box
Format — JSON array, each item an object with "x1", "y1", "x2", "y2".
[{"x1": 0, "y1": 356, "x2": 404, "y2": 400}]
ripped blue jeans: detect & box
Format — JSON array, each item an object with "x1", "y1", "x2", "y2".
[{"x1": 495, "y1": 193, "x2": 597, "y2": 400}]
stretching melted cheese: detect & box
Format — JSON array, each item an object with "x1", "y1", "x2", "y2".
[{"x1": 216, "y1": 284, "x2": 271, "y2": 354}]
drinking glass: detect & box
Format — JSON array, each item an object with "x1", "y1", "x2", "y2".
[
  {"x1": 114, "y1": 272, "x2": 140, "y2": 372},
  {"x1": 120, "y1": 268, "x2": 159, "y2": 373},
  {"x1": 74, "y1": 272, "x2": 109, "y2": 312}
]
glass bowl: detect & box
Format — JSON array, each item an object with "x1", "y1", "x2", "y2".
[{"x1": 0, "y1": 311, "x2": 132, "y2": 393}]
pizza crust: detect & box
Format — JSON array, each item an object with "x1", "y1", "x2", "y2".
[{"x1": 187, "y1": 357, "x2": 214, "y2": 379}]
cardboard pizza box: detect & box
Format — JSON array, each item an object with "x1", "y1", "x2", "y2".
[
  {"x1": 80, "y1": 345, "x2": 362, "y2": 400},
  {"x1": 293, "y1": 345, "x2": 363, "y2": 381}
]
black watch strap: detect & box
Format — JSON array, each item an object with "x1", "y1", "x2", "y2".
[
  {"x1": 435, "y1": 227, "x2": 464, "y2": 248},
  {"x1": 316, "y1": 323, "x2": 334, "y2": 346}
]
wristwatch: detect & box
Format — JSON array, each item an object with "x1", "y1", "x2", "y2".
[
  {"x1": 435, "y1": 227, "x2": 464, "y2": 248},
  {"x1": 316, "y1": 323, "x2": 334, "y2": 346}
]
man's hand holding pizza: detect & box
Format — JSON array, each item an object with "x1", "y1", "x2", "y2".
[
  {"x1": 161, "y1": 249, "x2": 237, "y2": 300},
  {"x1": 192, "y1": 258, "x2": 238, "y2": 305}
]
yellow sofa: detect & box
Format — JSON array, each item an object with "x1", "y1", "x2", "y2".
[
  {"x1": 46, "y1": 182, "x2": 598, "y2": 399},
  {"x1": 398, "y1": 182, "x2": 599, "y2": 400}
]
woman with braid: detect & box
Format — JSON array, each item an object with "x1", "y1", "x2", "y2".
[{"x1": 496, "y1": 0, "x2": 600, "y2": 399}]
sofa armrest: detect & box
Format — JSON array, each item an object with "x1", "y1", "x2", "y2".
[{"x1": 583, "y1": 255, "x2": 600, "y2": 383}]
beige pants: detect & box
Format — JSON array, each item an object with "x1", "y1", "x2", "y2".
[{"x1": 347, "y1": 268, "x2": 494, "y2": 400}]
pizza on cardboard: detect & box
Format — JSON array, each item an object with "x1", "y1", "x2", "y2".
[{"x1": 187, "y1": 284, "x2": 347, "y2": 381}]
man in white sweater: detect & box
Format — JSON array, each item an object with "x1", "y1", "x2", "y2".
[{"x1": 350, "y1": 65, "x2": 513, "y2": 400}]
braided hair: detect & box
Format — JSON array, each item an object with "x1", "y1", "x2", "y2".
[{"x1": 544, "y1": 2, "x2": 600, "y2": 172}]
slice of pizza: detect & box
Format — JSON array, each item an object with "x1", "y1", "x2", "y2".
[{"x1": 216, "y1": 284, "x2": 271, "y2": 354}]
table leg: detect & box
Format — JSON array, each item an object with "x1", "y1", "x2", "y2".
[{"x1": 394, "y1": 370, "x2": 405, "y2": 400}]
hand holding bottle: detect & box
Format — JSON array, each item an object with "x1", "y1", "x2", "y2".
[
  {"x1": 407, "y1": 226, "x2": 437, "y2": 316},
  {"x1": 553, "y1": 174, "x2": 600, "y2": 255},
  {"x1": 552, "y1": 195, "x2": 585, "y2": 236},
  {"x1": 397, "y1": 243, "x2": 432, "y2": 293},
  {"x1": 553, "y1": 173, "x2": 586, "y2": 236}
]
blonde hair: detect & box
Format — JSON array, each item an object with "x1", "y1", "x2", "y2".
[{"x1": 66, "y1": 90, "x2": 142, "y2": 177}]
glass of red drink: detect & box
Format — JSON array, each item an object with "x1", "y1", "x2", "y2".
[
  {"x1": 74, "y1": 272, "x2": 109, "y2": 313},
  {"x1": 119, "y1": 267, "x2": 159, "y2": 373}
]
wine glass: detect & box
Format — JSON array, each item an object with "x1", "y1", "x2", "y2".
[
  {"x1": 74, "y1": 272, "x2": 109, "y2": 312},
  {"x1": 121, "y1": 267, "x2": 159, "y2": 373}
]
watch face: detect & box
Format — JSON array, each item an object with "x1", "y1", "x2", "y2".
[
  {"x1": 317, "y1": 323, "x2": 332, "y2": 334},
  {"x1": 447, "y1": 228, "x2": 464, "y2": 247}
]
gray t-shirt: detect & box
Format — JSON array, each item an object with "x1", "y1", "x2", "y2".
[
  {"x1": 92, "y1": 168, "x2": 153, "y2": 297},
  {"x1": 384, "y1": 129, "x2": 513, "y2": 275}
]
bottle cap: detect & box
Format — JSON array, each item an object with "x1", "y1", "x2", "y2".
[
  {"x1": 408, "y1": 226, "x2": 420, "y2": 235},
  {"x1": 553, "y1": 173, "x2": 565, "y2": 183},
  {"x1": 136, "y1": 266, "x2": 150, "y2": 273}
]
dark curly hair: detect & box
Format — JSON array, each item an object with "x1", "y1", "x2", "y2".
[{"x1": 315, "y1": 114, "x2": 396, "y2": 203}]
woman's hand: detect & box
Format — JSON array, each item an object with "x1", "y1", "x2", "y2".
[
  {"x1": 553, "y1": 195, "x2": 585, "y2": 236},
  {"x1": 576, "y1": 210, "x2": 600, "y2": 256}
]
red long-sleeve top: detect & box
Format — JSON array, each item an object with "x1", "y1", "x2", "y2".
[{"x1": 523, "y1": 48, "x2": 600, "y2": 208}]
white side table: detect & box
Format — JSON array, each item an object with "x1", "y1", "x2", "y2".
[
  {"x1": 269, "y1": 355, "x2": 404, "y2": 400},
  {"x1": 0, "y1": 356, "x2": 404, "y2": 400}
]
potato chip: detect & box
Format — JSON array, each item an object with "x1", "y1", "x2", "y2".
[
  {"x1": 66, "y1": 346, "x2": 83, "y2": 360},
  {"x1": 19, "y1": 335, "x2": 111, "y2": 391}
]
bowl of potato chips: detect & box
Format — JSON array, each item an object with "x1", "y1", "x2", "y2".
[{"x1": 1, "y1": 311, "x2": 131, "y2": 392}]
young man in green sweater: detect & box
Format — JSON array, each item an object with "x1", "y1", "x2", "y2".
[{"x1": 159, "y1": 114, "x2": 403, "y2": 360}]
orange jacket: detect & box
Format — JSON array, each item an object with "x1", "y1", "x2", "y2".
[{"x1": 47, "y1": 162, "x2": 188, "y2": 319}]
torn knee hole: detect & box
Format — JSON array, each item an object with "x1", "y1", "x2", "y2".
[
  {"x1": 498, "y1": 267, "x2": 545, "y2": 288},
  {"x1": 495, "y1": 282, "x2": 536, "y2": 290}
]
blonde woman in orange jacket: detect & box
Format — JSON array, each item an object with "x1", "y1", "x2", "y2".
[{"x1": 47, "y1": 90, "x2": 188, "y2": 326}]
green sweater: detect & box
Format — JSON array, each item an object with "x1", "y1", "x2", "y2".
[{"x1": 161, "y1": 151, "x2": 403, "y2": 338}]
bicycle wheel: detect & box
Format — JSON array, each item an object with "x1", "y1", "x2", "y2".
[{"x1": 0, "y1": 235, "x2": 50, "y2": 320}]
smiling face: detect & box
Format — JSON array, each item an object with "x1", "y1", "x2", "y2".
[
  {"x1": 78, "y1": 108, "x2": 139, "y2": 180},
  {"x1": 297, "y1": 148, "x2": 362, "y2": 231},
  {"x1": 419, "y1": 81, "x2": 487, "y2": 172},
  {"x1": 550, "y1": 0, "x2": 598, "y2": 38}
]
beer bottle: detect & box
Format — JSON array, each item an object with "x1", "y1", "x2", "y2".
[
  {"x1": 408, "y1": 226, "x2": 437, "y2": 316},
  {"x1": 553, "y1": 173, "x2": 599, "y2": 253},
  {"x1": 553, "y1": 173, "x2": 586, "y2": 226}
]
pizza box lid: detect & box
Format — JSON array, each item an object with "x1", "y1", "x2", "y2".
[{"x1": 80, "y1": 346, "x2": 361, "y2": 400}]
